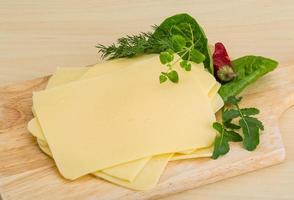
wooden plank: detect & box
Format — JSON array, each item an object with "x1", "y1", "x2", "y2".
[{"x1": 0, "y1": 65, "x2": 293, "y2": 200}]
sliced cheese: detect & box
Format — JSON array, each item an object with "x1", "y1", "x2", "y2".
[
  {"x1": 29, "y1": 56, "x2": 223, "y2": 189},
  {"x1": 211, "y1": 92, "x2": 224, "y2": 113},
  {"x1": 30, "y1": 55, "x2": 223, "y2": 188},
  {"x1": 37, "y1": 140, "x2": 172, "y2": 191},
  {"x1": 33, "y1": 55, "x2": 216, "y2": 179},
  {"x1": 96, "y1": 153, "x2": 172, "y2": 190},
  {"x1": 170, "y1": 146, "x2": 213, "y2": 161},
  {"x1": 30, "y1": 67, "x2": 151, "y2": 182}
]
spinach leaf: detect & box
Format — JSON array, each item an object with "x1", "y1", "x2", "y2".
[
  {"x1": 150, "y1": 13, "x2": 213, "y2": 73},
  {"x1": 219, "y1": 56, "x2": 278, "y2": 102}
]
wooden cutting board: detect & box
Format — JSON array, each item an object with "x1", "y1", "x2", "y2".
[{"x1": 0, "y1": 64, "x2": 293, "y2": 200}]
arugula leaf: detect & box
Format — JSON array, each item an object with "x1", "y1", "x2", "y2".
[
  {"x1": 222, "y1": 109, "x2": 240, "y2": 122},
  {"x1": 212, "y1": 95, "x2": 263, "y2": 158},
  {"x1": 225, "y1": 95, "x2": 242, "y2": 105},
  {"x1": 243, "y1": 116, "x2": 264, "y2": 131},
  {"x1": 226, "y1": 130, "x2": 243, "y2": 142},
  {"x1": 151, "y1": 13, "x2": 213, "y2": 73},
  {"x1": 219, "y1": 56, "x2": 278, "y2": 102},
  {"x1": 212, "y1": 134, "x2": 230, "y2": 159},
  {"x1": 223, "y1": 121, "x2": 241, "y2": 129},
  {"x1": 239, "y1": 116, "x2": 260, "y2": 151},
  {"x1": 212, "y1": 122, "x2": 230, "y2": 159},
  {"x1": 240, "y1": 108, "x2": 260, "y2": 116},
  {"x1": 212, "y1": 122, "x2": 242, "y2": 159}
]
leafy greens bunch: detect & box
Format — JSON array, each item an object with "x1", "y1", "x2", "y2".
[
  {"x1": 212, "y1": 96, "x2": 264, "y2": 159},
  {"x1": 97, "y1": 14, "x2": 213, "y2": 83},
  {"x1": 96, "y1": 13, "x2": 278, "y2": 159}
]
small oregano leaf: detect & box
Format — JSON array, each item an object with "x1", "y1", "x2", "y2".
[
  {"x1": 190, "y1": 49, "x2": 205, "y2": 63},
  {"x1": 180, "y1": 60, "x2": 192, "y2": 71},
  {"x1": 167, "y1": 70, "x2": 179, "y2": 83},
  {"x1": 159, "y1": 74, "x2": 167, "y2": 83},
  {"x1": 159, "y1": 51, "x2": 174, "y2": 64}
]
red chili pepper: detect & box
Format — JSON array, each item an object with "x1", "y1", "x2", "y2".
[{"x1": 212, "y1": 42, "x2": 236, "y2": 82}]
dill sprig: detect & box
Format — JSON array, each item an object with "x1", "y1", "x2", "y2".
[{"x1": 96, "y1": 32, "x2": 154, "y2": 59}]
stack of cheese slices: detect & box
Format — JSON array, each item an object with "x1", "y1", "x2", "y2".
[{"x1": 27, "y1": 54, "x2": 224, "y2": 190}]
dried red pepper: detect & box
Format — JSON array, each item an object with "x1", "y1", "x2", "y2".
[{"x1": 213, "y1": 42, "x2": 236, "y2": 82}]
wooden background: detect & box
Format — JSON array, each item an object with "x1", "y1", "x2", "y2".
[{"x1": 0, "y1": 1, "x2": 293, "y2": 199}]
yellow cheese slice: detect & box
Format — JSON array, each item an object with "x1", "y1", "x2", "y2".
[
  {"x1": 170, "y1": 146, "x2": 213, "y2": 161},
  {"x1": 29, "y1": 56, "x2": 222, "y2": 183},
  {"x1": 31, "y1": 67, "x2": 152, "y2": 182},
  {"x1": 36, "y1": 140, "x2": 172, "y2": 190},
  {"x1": 29, "y1": 66, "x2": 221, "y2": 181},
  {"x1": 95, "y1": 153, "x2": 173, "y2": 190},
  {"x1": 33, "y1": 55, "x2": 216, "y2": 180},
  {"x1": 29, "y1": 54, "x2": 223, "y2": 186},
  {"x1": 211, "y1": 92, "x2": 224, "y2": 113},
  {"x1": 30, "y1": 58, "x2": 222, "y2": 189}
]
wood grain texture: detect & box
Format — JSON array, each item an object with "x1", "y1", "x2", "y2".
[
  {"x1": 0, "y1": 64, "x2": 293, "y2": 200},
  {"x1": 1, "y1": 1, "x2": 294, "y2": 199}
]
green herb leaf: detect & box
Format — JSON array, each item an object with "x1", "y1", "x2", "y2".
[
  {"x1": 180, "y1": 60, "x2": 192, "y2": 71},
  {"x1": 219, "y1": 56, "x2": 278, "y2": 102},
  {"x1": 171, "y1": 35, "x2": 186, "y2": 52},
  {"x1": 151, "y1": 13, "x2": 213, "y2": 73},
  {"x1": 225, "y1": 96, "x2": 242, "y2": 105},
  {"x1": 190, "y1": 49, "x2": 206, "y2": 63},
  {"x1": 222, "y1": 109, "x2": 240, "y2": 122},
  {"x1": 159, "y1": 74, "x2": 167, "y2": 83},
  {"x1": 223, "y1": 121, "x2": 241, "y2": 130},
  {"x1": 96, "y1": 32, "x2": 153, "y2": 59},
  {"x1": 212, "y1": 122, "x2": 230, "y2": 159},
  {"x1": 239, "y1": 116, "x2": 260, "y2": 151},
  {"x1": 167, "y1": 70, "x2": 179, "y2": 83},
  {"x1": 212, "y1": 95, "x2": 264, "y2": 159},
  {"x1": 240, "y1": 108, "x2": 260, "y2": 116},
  {"x1": 159, "y1": 51, "x2": 174, "y2": 64},
  {"x1": 243, "y1": 116, "x2": 264, "y2": 131},
  {"x1": 226, "y1": 130, "x2": 243, "y2": 142}
]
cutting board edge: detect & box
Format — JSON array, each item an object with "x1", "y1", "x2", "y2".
[{"x1": 138, "y1": 146, "x2": 286, "y2": 200}]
